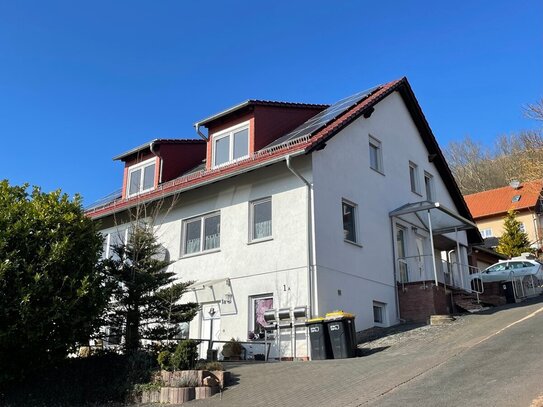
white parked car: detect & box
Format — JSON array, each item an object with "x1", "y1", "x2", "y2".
[{"x1": 471, "y1": 259, "x2": 543, "y2": 283}]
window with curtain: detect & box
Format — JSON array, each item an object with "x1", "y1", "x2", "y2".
[
  {"x1": 183, "y1": 212, "x2": 221, "y2": 255},
  {"x1": 250, "y1": 198, "x2": 272, "y2": 241}
]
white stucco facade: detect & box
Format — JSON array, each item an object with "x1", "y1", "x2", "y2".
[{"x1": 96, "y1": 88, "x2": 473, "y2": 359}]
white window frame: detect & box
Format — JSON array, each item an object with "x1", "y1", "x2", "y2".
[
  {"x1": 212, "y1": 121, "x2": 250, "y2": 168},
  {"x1": 127, "y1": 157, "x2": 156, "y2": 197},
  {"x1": 519, "y1": 223, "x2": 526, "y2": 233},
  {"x1": 409, "y1": 161, "x2": 421, "y2": 195},
  {"x1": 249, "y1": 197, "x2": 273, "y2": 243},
  {"x1": 373, "y1": 301, "x2": 387, "y2": 326},
  {"x1": 103, "y1": 227, "x2": 130, "y2": 259},
  {"x1": 249, "y1": 294, "x2": 274, "y2": 336},
  {"x1": 424, "y1": 171, "x2": 434, "y2": 201},
  {"x1": 368, "y1": 135, "x2": 384, "y2": 174},
  {"x1": 480, "y1": 228, "x2": 493, "y2": 238},
  {"x1": 342, "y1": 199, "x2": 360, "y2": 245},
  {"x1": 181, "y1": 211, "x2": 221, "y2": 257}
]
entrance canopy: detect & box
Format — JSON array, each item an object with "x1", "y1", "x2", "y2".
[
  {"x1": 389, "y1": 201, "x2": 477, "y2": 235},
  {"x1": 187, "y1": 278, "x2": 236, "y2": 315}
]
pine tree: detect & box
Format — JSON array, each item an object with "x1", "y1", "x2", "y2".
[
  {"x1": 496, "y1": 210, "x2": 532, "y2": 258},
  {"x1": 104, "y1": 224, "x2": 198, "y2": 352}
]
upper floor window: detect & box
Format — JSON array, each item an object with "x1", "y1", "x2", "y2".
[
  {"x1": 424, "y1": 172, "x2": 434, "y2": 201},
  {"x1": 519, "y1": 223, "x2": 526, "y2": 233},
  {"x1": 409, "y1": 161, "x2": 420, "y2": 194},
  {"x1": 342, "y1": 199, "x2": 358, "y2": 244},
  {"x1": 127, "y1": 158, "x2": 156, "y2": 197},
  {"x1": 250, "y1": 197, "x2": 272, "y2": 242},
  {"x1": 102, "y1": 227, "x2": 130, "y2": 260},
  {"x1": 183, "y1": 212, "x2": 221, "y2": 256},
  {"x1": 480, "y1": 228, "x2": 493, "y2": 238},
  {"x1": 213, "y1": 122, "x2": 250, "y2": 167},
  {"x1": 369, "y1": 135, "x2": 383, "y2": 173}
]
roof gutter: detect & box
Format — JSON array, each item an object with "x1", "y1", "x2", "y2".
[
  {"x1": 89, "y1": 150, "x2": 306, "y2": 220},
  {"x1": 285, "y1": 155, "x2": 317, "y2": 319},
  {"x1": 194, "y1": 122, "x2": 208, "y2": 141}
]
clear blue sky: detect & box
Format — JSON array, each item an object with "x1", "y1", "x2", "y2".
[{"x1": 1, "y1": 1, "x2": 541, "y2": 204}]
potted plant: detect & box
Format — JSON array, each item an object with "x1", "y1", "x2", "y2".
[{"x1": 221, "y1": 338, "x2": 243, "y2": 360}]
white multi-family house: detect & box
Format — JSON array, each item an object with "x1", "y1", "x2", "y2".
[{"x1": 87, "y1": 77, "x2": 481, "y2": 359}]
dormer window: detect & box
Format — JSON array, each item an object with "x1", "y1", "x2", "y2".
[
  {"x1": 127, "y1": 158, "x2": 156, "y2": 197},
  {"x1": 213, "y1": 121, "x2": 249, "y2": 167}
]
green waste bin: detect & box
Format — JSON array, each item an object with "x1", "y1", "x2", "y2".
[
  {"x1": 325, "y1": 311, "x2": 356, "y2": 359},
  {"x1": 306, "y1": 317, "x2": 332, "y2": 360}
]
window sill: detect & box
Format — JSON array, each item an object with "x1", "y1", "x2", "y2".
[
  {"x1": 126, "y1": 187, "x2": 155, "y2": 199},
  {"x1": 370, "y1": 167, "x2": 385, "y2": 176},
  {"x1": 180, "y1": 248, "x2": 220, "y2": 259},
  {"x1": 248, "y1": 237, "x2": 273, "y2": 245},
  {"x1": 344, "y1": 239, "x2": 363, "y2": 248}
]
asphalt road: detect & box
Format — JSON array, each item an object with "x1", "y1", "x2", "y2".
[{"x1": 189, "y1": 298, "x2": 543, "y2": 407}]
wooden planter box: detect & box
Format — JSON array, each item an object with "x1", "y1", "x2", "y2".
[
  {"x1": 140, "y1": 389, "x2": 160, "y2": 403},
  {"x1": 195, "y1": 386, "x2": 219, "y2": 399},
  {"x1": 136, "y1": 370, "x2": 231, "y2": 404},
  {"x1": 160, "y1": 387, "x2": 195, "y2": 404},
  {"x1": 160, "y1": 370, "x2": 230, "y2": 389}
]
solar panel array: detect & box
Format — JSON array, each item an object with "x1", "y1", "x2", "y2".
[
  {"x1": 85, "y1": 188, "x2": 123, "y2": 211},
  {"x1": 266, "y1": 85, "x2": 381, "y2": 148}
]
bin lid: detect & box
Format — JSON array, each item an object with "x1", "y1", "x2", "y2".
[
  {"x1": 306, "y1": 317, "x2": 325, "y2": 324},
  {"x1": 325, "y1": 310, "x2": 355, "y2": 320}
]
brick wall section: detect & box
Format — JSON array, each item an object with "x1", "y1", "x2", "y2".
[
  {"x1": 478, "y1": 281, "x2": 507, "y2": 306},
  {"x1": 398, "y1": 282, "x2": 452, "y2": 322}
]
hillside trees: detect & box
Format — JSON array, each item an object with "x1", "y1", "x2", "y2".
[
  {"x1": 445, "y1": 132, "x2": 543, "y2": 194},
  {"x1": 0, "y1": 181, "x2": 109, "y2": 382}
]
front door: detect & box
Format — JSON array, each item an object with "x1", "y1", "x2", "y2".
[{"x1": 200, "y1": 303, "x2": 221, "y2": 359}]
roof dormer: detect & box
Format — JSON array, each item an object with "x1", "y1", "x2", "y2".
[
  {"x1": 114, "y1": 139, "x2": 206, "y2": 199},
  {"x1": 196, "y1": 100, "x2": 327, "y2": 170}
]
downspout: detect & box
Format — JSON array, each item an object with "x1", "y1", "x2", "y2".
[
  {"x1": 286, "y1": 155, "x2": 317, "y2": 318},
  {"x1": 149, "y1": 141, "x2": 163, "y2": 183},
  {"x1": 194, "y1": 123, "x2": 208, "y2": 141}
]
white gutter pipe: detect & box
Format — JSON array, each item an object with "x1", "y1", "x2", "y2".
[
  {"x1": 286, "y1": 155, "x2": 317, "y2": 318},
  {"x1": 194, "y1": 123, "x2": 208, "y2": 141}
]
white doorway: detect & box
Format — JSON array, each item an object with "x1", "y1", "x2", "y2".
[{"x1": 200, "y1": 303, "x2": 221, "y2": 359}]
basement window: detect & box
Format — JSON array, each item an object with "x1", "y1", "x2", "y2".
[{"x1": 373, "y1": 301, "x2": 386, "y2": 325}]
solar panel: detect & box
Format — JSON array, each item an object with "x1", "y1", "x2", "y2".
[
  {"x1": 85, "y1": 188, "x2": 123, "y2": 211},
  {"x1": 266, "y1": 85, "x2": 381, "y2": 148}
]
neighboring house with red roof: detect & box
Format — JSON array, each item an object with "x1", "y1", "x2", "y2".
[
  {"x1": 464, "y1": 180, "x2": 543, "y2": 251},
  {"x1": 87, "y1": 77, "x2": 482, "y2": 358}
]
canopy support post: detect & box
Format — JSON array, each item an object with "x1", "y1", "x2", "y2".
[{"x1": 427, "y1": 209, "x2": 439, "y2": 288}]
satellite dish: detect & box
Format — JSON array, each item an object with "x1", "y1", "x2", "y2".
[
  {"x1": 510, "y1": 180, "x2": 521, "y2": 189},
  {"x1": 152, "y1": 245, "x2": 170, "y2": 262}
]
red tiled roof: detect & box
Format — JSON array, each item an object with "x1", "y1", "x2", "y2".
[
  {"x1": 90, "y1": 78, "x2": 471, "y2": 225},
  {"x1": 464, "y1": 180, "x2": 543, "y2": 219}
]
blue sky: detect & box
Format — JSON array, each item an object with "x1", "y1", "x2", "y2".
[{"x1": 0, "y1": 1, "x2": 541, "y2": 204}]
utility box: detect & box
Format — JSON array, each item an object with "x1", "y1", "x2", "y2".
[
  {"x1": 306, "y1": 317, "x2": 332, "y2": 360},
  {"x1": 325, "y1": 311, "x2": 356, "y2": 359}
]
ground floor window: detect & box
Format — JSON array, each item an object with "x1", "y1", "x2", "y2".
[
  {"x1": 249, "y1": 295, "x2": 273, "y2": 337},
  {"x1": 373, "y1": 301, "x2": 386, "y2": 325}
]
